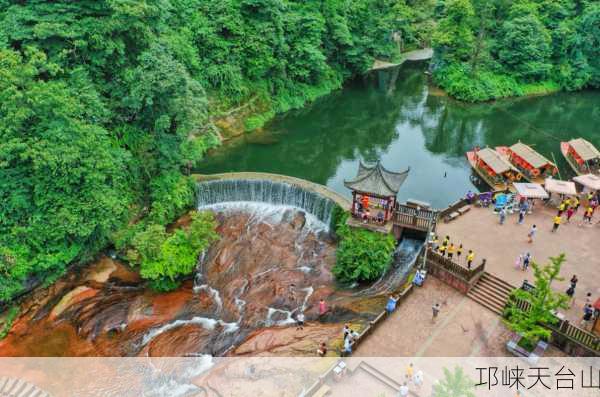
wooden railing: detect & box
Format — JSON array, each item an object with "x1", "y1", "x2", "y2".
[
  {"x1": 392, "y1": 204, "x2": 437, "y2": 231},
  {"x1": 509, "y1": 297, "x2": 600, "y2": 355},
  {"x1": 426, "y1": 249, "x2": 485, "y2": 282}
]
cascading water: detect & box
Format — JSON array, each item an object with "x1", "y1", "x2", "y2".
[
  {"x1": 196, "y1": 179, "x2": 336, "y2": 230},
  {"x1": 355, "y1": 238, "x2": 424, "y2": 296}
]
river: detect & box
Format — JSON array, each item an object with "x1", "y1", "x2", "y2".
[{"x1": 197, "y1": 63, "x2": 600, "y2": 208}]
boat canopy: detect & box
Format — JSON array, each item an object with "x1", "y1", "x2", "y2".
[
  {"x1": 544, "y1": 178, "x2": 577, "y2": 195},
  {"x1": 476, "y1": 148, "x2": 514, "y2": 174},
  {"x1": 513, "y1": 183, "x2": 549, "y2": 199},
  {"x1": 573, "y1": 174, "x2": 600, "y2": 191},
  {"x1": 569, "y1": 138, "x2": 600, "y2": 161},
  {"x1": 510, "y1": 142, "x2": 551, "y2": 169}
]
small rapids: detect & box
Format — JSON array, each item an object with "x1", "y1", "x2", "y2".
[{"x1": 355, "y1": 238, "x2": 424, "y2": 296}]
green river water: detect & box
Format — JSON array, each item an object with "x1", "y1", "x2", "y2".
[{"x1": 197, "y1": 63, "x2": 600, "y2": 209}]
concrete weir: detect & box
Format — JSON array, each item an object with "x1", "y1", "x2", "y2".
[{"x1": 192, "y1": 172, "x2": 351, "y2": 209}]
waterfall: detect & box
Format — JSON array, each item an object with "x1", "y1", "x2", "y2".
[
  {"x1": 355, "y1": 238, "x2": 424, "y2": 296},
  {"x1": 196, "y1": 179, "x2": 336, "y2": 230}
]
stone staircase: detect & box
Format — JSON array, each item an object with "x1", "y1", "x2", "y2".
[
  {"x1": 0, "y1": 377, "x2": 51, "y2": 397},
  {"x1": 467, "y1": 272, "x2": 515, "y2": 315}
]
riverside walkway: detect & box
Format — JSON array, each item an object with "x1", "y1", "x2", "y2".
[{"x1": 369, "y1": 48, "x2": 433, "y2": 71}]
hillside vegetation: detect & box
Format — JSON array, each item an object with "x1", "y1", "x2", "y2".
[
  {"x1": 432, "y1": 0, "x2": 600, "y2": 101},
  {"x1": 0, "y1": 0, "x2": 432, "y2": 301}
]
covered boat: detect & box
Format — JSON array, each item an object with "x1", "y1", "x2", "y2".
[
  {"x1": 560, "y1": 138, "x2": 600, "y2": 176},
  {"x1": 466, "y1": 147, "x2": 521, "y2": 191},
  {"x1": 496, "y1": 142, "x2": 557, "y2": 184}
]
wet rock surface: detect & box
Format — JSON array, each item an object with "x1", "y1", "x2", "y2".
[{"x1": 0, "y1": 209, "x2": 384, "y2": 357}]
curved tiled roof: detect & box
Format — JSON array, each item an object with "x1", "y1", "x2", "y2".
[
  {"x1": 569, "y1": 138, "x2": 600, "y2": 161},
  {"x1": 344, "y1": 161, "x2": 409, "y2": 196},
  {"x1": 510, "y1": 142, "x2": 552, "y2": 169}
]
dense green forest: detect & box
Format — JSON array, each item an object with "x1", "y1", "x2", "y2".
[
  {"x1": 432, "y1": 0, "x2": 600, "y2": 102},
  {"x1": 0, "y1": 0, "x2": 434, "y2": 301}
]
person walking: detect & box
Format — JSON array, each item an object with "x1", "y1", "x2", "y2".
[
  {"x1": 574, "y1": 196, "x2": 581, "y2": 212},
  {"x1": 405, "y1": 363, "x2": 414, "y2": 382},
  {"x1": 558, "y1": 201, "x2": 566, "y2": 216},
  {"x1": 296, "y1": 312, "x2": 305, "y2": 330},
  {"x1": 447, "y1": 243, "x2": 455, "y2": 260},
  {"x1": 499, "y1": 207, "x2": 507, "y2": 225},
  {"x1": 456, "y1": 244, "x2": 463, "y2": 262},
  {"x1": 342, "y1": 335, "x2": 352, "y2": 357},
  {"x1": 522, "y1": 253, "x2": 531, "y2": 271},
  {"x1": 584, "y1": 206, "x2": 594, "y2": 224},
  {"x1": 570, "y1": 275, "x2": 578, "y2": 289},
  {"x1": 318, "y1": 299, "x2": 327, "y2": 317},
  {"x1": 438, "y1": 244, "x2": 446, "y2": 257},
  {"x1": 514, "y1": 254, "x2": 523, "y2": 270},
  {"x1": 581, "y1": 304, "x2": 594, "y2": 329},
  {"x1": 317, "y1": 342, "x2": 327, "y2": 357},
  {"x1": 385, "y1": 295, "x2": 398, "y2": 315},
  {"x1": 413, "y1": 370, "x2": 423, "y2": 390},
  {"x1": 399, "y1": 382, "x2": 409, "y2": 397},
  {"x1": 566, "y1": 206, "x2": 575, "y2": 223},
  {"x1": 432, "y1": 303, "x2": 440, "y2": 321},
  {"x1": 527, "y1": 224, "x2": 537, "y2": 243},
  {"x1": 566, "y1": 285, "x2": 575, "y2": 301},
  {"x1": 517, "y1": 208, "x2": 525, "y2": 224},
  {"x1": 551, "y1": 214, "x2": 562, "y2": 232},
  {"x1": 466, "y1": 250, "x2": 475, "y2": 269}
]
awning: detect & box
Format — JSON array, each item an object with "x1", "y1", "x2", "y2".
[
  {"x1": 513, "y1": 183, "x2": 549, "y2": 199},
  {"x1": 544, "y1": 178, "x2": 577, "y2": 196},
  {"x1": 573, "y1": 174, "x2": 600, "y2": 191}
]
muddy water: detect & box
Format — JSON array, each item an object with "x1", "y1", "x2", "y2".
[{"x1": 0, "y1": 208, "x2": 387, "y2": 357}]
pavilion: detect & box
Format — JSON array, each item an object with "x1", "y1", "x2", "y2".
[{"x1": 344, "y1": 161, "x2": 409, "y2": 227}]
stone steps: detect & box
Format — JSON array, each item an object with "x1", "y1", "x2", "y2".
[
  {"x1": 0, "y1": 377, "x2": 51, "y2": 397},
  {"x1": 467, "y1": 272, "x2": 515, "y2": 315}
]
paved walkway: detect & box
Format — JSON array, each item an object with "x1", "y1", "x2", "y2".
[
  {"x1": 437, "y1": 205, "x2": 600, "y2": 325},
  {"x1": 355, "y1": 277, "x2": 565, "y2": 357}
]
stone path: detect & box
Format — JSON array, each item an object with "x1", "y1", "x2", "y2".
[{"x1": 437, "y1": 205, "x2": 600, "y2": 325}]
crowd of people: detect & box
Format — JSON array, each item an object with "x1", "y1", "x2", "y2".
[
  {"x1": 551, "y1": 191, "x2": 598, "y2": 232},
  {"x1": 431, "y1": 234, "x2": 480, "y2": 270}
]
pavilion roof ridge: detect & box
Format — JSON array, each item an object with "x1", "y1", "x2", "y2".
[{"x1": 344, "y1": 160, "x2": 409, "y2": 196}]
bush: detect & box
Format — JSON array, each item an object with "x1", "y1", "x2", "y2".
[
  {"x1": 127, "y1": 211, "x2": 219, "y2": 291},
  {"x1": 0, "y1": 306, "x2": 19, "y2": 340},
  {"x1": 333, "y1": 220, "x2": 396, "y2": 283}
]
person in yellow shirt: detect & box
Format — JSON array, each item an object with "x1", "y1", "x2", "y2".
[
  {"x1": 584, "y1": 206, "x2": 594, "y2": 224},
  {"x1": 466, "y1": 250, "x2": 475, "y2": 269},
  {"x1": 558, "y1": 201, "x2": 566, "y2": 216},
  {"x1": 438, "y1": 244, "x2": 446, "y2": 257},
  {"x1": 573, "y1": 196, "x2": 580, "y2": 211},
  {"x1": 456, "y1": 244, "x2": 463, "y2": 262},
  {"x1": 552, "y1": 215, "x2": 562, "y2": 232},
  {"x1": 405, "y1": 363, "x2": 414, "y2": 381},
  {"x1": 447, "y1": 243, "x2": 455, "y2": 260}
]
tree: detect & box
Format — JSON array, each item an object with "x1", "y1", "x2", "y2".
[
  {"x1": 504, "y1": 254, "x2": 570, "y2": 349},
  {"x1": 332, "y1": 215, "x2": 396, "y2": 283},
  {"x1": 432, "y1": 366, "x2": 475, "y2": 397},
  {"x1": 128, "y1": 211, "x2": 219, "y2": 291},
  {"x1": 432, "y1": 0, "x2": 476, "y2": 63},
  {"x1": 497, "y1": 10, "x2": 553, "y2": 81}
]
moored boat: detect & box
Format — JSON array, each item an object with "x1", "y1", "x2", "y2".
[
  {"x1": 560, "y1": 138, "x2": 600, "y2": 176},
  {"x1": 496, "y1": 142, "x2": 558, "y2": 184},
  {"x1": 466, "y1": 147, "x2": 522, "y2": 192}
]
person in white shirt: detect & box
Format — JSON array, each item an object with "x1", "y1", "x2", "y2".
[{"x1": 398, "y1": 382, "x2": 409, "y2": 397}]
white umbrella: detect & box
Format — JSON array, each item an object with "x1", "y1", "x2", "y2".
[
  {"x1": 544, "y1": 178, "x2": 577, "y2": 196},
  {"x1": 573, "y1": 174, "x2": 600, "y2": 191},
  {"x1": 513, "y1": 183, "x2": 549, "y2": 199}
]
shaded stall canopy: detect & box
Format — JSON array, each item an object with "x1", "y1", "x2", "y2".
[
  {"x1": 569, "y1": 138, "x2": 600, "y2": 161},
  {"x1": 476, "y1": 148, "x2": 515, "y2": 174},
  {"x1": 510, "y1": 142, "x2": 553, "y2": 169},
  {"x1": 544, "y1": 178, "x2": 577, "y2": 195},
  {"x1": 344, "y1": 161, "x2": 409, "y2": 197},
  {"x1": 573, "y1": 174, "x2": 600, "y2": 191},
  {"x1": 513, "y1": 183, "x2": 548, "y2": 199}
]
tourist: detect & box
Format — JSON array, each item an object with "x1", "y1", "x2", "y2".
[
  {"x1": 499, "y1": 207, "x2": 506, "y2": 225},
  {"x1": 386, "y1": 295, "x2": 398, "y2": 315},
  {"x1": 514, "y1": 254, "x2": 523, "y2": 270},
  {"x1": 447, "y1": 243, "x2": 455, "y2": 260},
  {"x1": 585, "y1": 292, "x2": 593, "y2": 306},
  {"x1": 405, "y1": 363, "x2": 414, "y2": 382},
  {"x1": 296, "y1": 312, "x2": 305, "y2": 330},
  {"x1": 574, "y1": 196, "x2": 581, "y2": 211},
  {"x1": 438, "y1": 244, "x2": 446, "y2": 257},
  {"x1": 466, "y1": 190, "x2": 475, "y2": 204},
  {"x1": 522, "y1": 253, "x2": 531, "y2": 272},
  {"x1": 432, "y1": 303, "x2": 440, "y2": 321},
  {"x1": 442, "y1": 235, "x2": 450, "y2": 247},
  {"x1": 377, "y1": 211, "x2": 384, "y2": 224},
  {"x1": 551, "y1": 214, "x2": 561, "y2": 232},
  {"x1": 566, "y1": 206, "x2": 575, "y2": 223},
  {"x1": 413, "y1": 370, "x2": 423, "y2": 390},
  {"x1": 399, "y1": 382, "x2": 409, "y2": 397},
  {"x1": 527, "y1": 224, "x2": 537, "y2": 243},
  {"x1": 456, "y1": 244, "x2": 463, "y2": 262},
  {"x1": 342, "y1": 335, "x2": 352, "y2": 356},
  {"x1": 319, "y1": 299, "x2": 327, "y2": 317},
  {"x1": 566, "y1": 285, "x2": 575, "y2": 301},
  {"x1": 431, "y1": 234, "x2": 439, "y2": 251},
  {"x1": 466, "y1": 250, "x2": 475, "y2": 270},
  {"x1": 343, "y1": 324, "x2": 350, "y2": 339},
  {"x1": 570, "y1": 275, "x2": 578, "y2": 288},
  {"x1": 317, "y1": 342, "x2": 327, "y2": 357},
  {"x1": 558, "y1": 201, "x2": 566, "y2": 216},
  {"x1": 517, "y1": 208, "x2": 525, "y2": 225},
  {"x1": 584, "y1": 206, "x2": 593, "y2": 224},
  {"x1": 581, "y1": 304, "x2": 594, "y2": 329}
]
